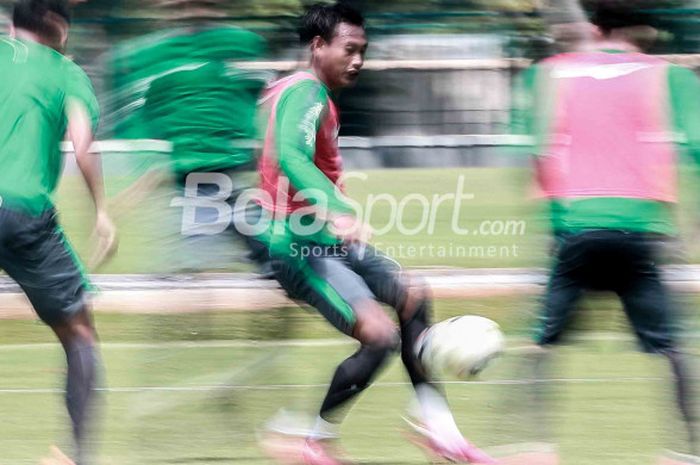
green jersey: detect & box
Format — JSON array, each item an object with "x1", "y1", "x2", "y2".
[
  {"x1": 256, "y1": 72, "x2": 354, "y2": 253},
  {"x1": 108, "y1": 26, "x2": 267, "y2": 176},
  {"x1": 0, "y1": 37, "x2": 99, "y2": 215}
]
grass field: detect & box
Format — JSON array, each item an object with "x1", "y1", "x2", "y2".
[
  {"x1": 53, "y1": 165, "x2": 700, "y2": 273},
  {"x1": 53, "y1": 167, "x2": 550, "y2": 273},
  {"x1": 4, "y1": 165, "x2": 696, "y2": 464},
  {"x1": 2, "y1": 295, "x2": 699, "y2": 465}
]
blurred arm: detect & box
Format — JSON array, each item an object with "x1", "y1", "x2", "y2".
[
  {"x1": 669, "y1": 65, "x2": 700, "y2": 164},
  {"x1": 66, "y1": 65, "x2": 118, "y2": 268},
  {"x1": 67, "y1": 100, "x2": 106, "y2": 212},
  {"x1": 276, "y1": 81, "x2": 354, "y2": 217},
  {"x1": 510, "y1": 65, "x2": 540, "y2": 156}
]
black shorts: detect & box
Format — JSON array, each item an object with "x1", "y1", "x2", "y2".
[
  {"x1": 0, "y1": 207, "x2": 91, "y2": 325},
  {"x1": 271, "y1": 243, "x2": 406, "y2": 335},
  {"x1": 535, "y1": 229, "x2": 678, "y2": 353}
]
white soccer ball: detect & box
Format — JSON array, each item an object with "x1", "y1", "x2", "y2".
[{"x1": 416, "y1": 315, "x2": 504, "y2": 379}]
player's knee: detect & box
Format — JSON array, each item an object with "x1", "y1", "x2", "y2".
[
  {"x1": 358, "y1": 324, "x2": 399, "y2": 352},
  {"x1": 52, "y1": 308, "x2": 96, "y2": 347},
  {"x1": 353, "y1": 305, "x2": 399, "y2": 350},
  {"x1": 398, "y1": 282, "x2": 432, "y2": 324}
]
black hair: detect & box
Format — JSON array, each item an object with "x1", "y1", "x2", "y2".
[
  {"x1": 299, "y1": 2, "x2": 365, "y2": 45},
  {"x1": 588, "y1": 1, "x2": 654, "y2": 34},
  {"x1": 12, "y1": 0, "x2": 71, "y2": 36}
]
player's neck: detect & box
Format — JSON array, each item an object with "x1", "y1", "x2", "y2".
[
  {"x1": 11, "y1": 28, "x2": 65, "y2": 53},
  {"x1": 591, "y1": 39, "x2": 640, "y2": 53},
  {"x1": 12, "y1": 28, "x2": 53, "y2": 49},
  {"x1": 12, "y1": 28, "x2": 40, "y2": 43},
  {"x1": 309, "y1": 64, "x2": 334, "y2": 91}
]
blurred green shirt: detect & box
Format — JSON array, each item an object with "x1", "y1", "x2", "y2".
[
  {"x1": 108, "y1": 26, "x2": 267, "y2": 176},
  {"x1": 0, "y1": 37, "x2": 99, "y2": 215}
]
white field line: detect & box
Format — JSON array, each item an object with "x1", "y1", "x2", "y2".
[
  {"x1": 0, "y1": 377, "x2": 668, "y2": 396},
  {"x1": 1, "y1": 331, "x2": 698, "y2": 351},
  {"x1": 0, "y1": 338, "x2": 355, "y2": 351},
  {"x1": 0, "y1": 336, "x2": 679, "y2": 418}
]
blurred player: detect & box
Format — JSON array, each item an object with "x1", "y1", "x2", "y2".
[
  {"x1": 255, "y1": 3, "x2": 495, "y2": 465},
  {"x1": 106, "y1": 0, "x2": 268, "y2": 272},
  {"x1": 539, "y1": 0, "x2": 594, "y2": 53},
  {"x1": 0, "y1": 0, "x2": 117, "y2": 463},
  {"x1": 510, "y1": 2, "x2": 700, "y2": 464}
]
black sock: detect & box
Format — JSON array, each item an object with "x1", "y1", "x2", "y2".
[
  {"x1": 664, "y1": 349, "x2": 699, "y2": 455},
  {"x1": 398, "y1": 297, "x2": 455, "y2": 420},
  {"x1": 65, "y1": 341, "x2": 99, "y2": 465},
  {"x1": 319, "y1": 344, "x2": 394, "y2": 423},
  {"x1": 400, "y1": 298, "x2": 432, "y2": 387}
]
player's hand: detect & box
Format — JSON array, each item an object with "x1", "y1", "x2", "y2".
[
  {"x1": 88, "y1": 210, "x2": 118, "y2": 270},
  {"x1": 330, "y1": 214, "x2": 372, "y2": 244}
]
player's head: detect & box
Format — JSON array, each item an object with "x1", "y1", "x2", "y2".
[
  {"x1": 299, "y1": 2, "x2": 367, "y2": 91},
  {"x1": 587, "y1": 0, "x2": 657, "y2": 50},
  {"x1": 12, "y1": 0, "x2": 71, "y2": 52},
  {"x1": 540, "y1": 0, "x2": 595, "y2": 52}
]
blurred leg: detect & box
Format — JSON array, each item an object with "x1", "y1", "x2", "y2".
[
  {"x1": 617, "y1": 242, "x2": 698, "y2": 456},
  {"x1": 344, "y1": 244, "x2": 495, "y2": 463},
  {"x1": 50, "y1": 309, "x2": 100, "y2": 465},
  {"x1": 269, "y1": 252, "x2": 397, "y2": 444},
  {"x1": 0, "y1": 210, "x2": 101, "y2": 465}
]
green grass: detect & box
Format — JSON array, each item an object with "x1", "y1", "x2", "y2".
[
  {"x1": 55, "y1": 166, "x2": 700, "y2": 272},
  {"x1": 1, "y1": 294, "x2": 699, "y2": 464},
  {"x1": 7, "y1": 292, "x2": 698, "y2": 345},
  {"x1": 54, "y1": 167, "x2": 547, "y2": 272},
  {"x1": 8, "y1": 165, "x2": 697, "y2": 463},
  {"x1": 0, "y1": 334, "x2": 690, "y2": 465}
]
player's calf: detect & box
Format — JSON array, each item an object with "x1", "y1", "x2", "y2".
[{"x1": 50, "y1": 308, "x2": 101, "y2": 465}]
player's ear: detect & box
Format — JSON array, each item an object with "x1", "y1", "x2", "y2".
[
  {"x1": 591, "y1": 24, "x2": 606, "y2": 41},
  {"x1": 43, "y1": 11, "x2": 70, "y2": 53},
  {"x1": 310, "y1": 35, "x2": 326, "y2": 54},
  {"x1": 58, "y1": 21, "x2": 69, "y2": 49},
  {"x1": 618, "y1": 25, "x2": 658, "y2": 50}
]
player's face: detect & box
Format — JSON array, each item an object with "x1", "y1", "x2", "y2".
[{"x1": 313, "y1": 22, "x2": 367, "y2": 90}]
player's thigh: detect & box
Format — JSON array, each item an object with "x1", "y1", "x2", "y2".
[
  {"x1": 272, "y1": 254, "x2": 364, "y2": 336},
  {"x1": 534, "y1": 234, "x2": 586, "y2": 345},
  {"x1": 303, "y1": 246, "x2": 376, "y2": 306},
  {"x1": 343, "y1": 243, "x2": 408, "y2": 308},
  {"x1": 617, "y1": 240, "x2": 678, "y2": 353},
  {"x1": 0, "y1": 210, "x2": 90, "y2": 326},
  {"x1": 307, "y1": 250, "x2": 398, "y2": 336}
]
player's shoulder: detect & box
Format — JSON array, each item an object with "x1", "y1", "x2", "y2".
[
  {"x1": 0, "y1": 35, "x2": 15, "y2": 54},
  {"x1": 60, "y1": 55, "x2": 87, "y2": 74},
  {"x1": 278, "y1": 78, "x2": 329, "y2": 118},
  {"x1": 0, "y1": 37, "x2": 61, "y2": 65},
  {"x1": 110, "y1": 29, "x2": 179, "y2": 61},
  {"x1": 0, "y1": 36, "x2": 20, "y2": 63},
  {"x1": 281, "y1": 73, "x2": 328, "y2": 99},
  {"x1": 60, "y1": 56, "x2": 93, "y2": 87},
  {"x1": 195, "y1": 25, "x2": 265, "y2": 48},
  {"x1": 667, "y1": 63, "x2": 700, "y2": 87}
]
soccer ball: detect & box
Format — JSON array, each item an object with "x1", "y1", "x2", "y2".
[{"x1": 416, "y1": 315, "x2": 504, "y2": 379}]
